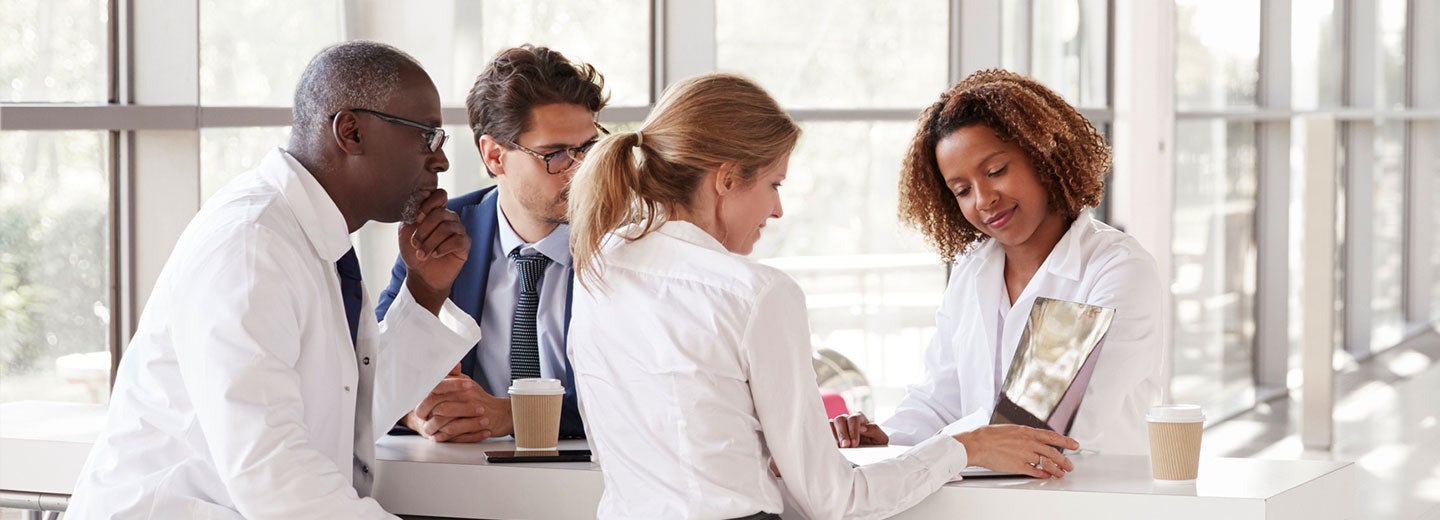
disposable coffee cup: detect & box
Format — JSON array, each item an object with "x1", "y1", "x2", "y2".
[
  {"x1": 509, "y1": 378, "x2": 565, "y2": 451},
  {"x1": 1147, "y1": 404, "x2": 1205, "y2": 481}
]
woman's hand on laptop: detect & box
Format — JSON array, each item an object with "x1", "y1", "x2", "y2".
[
  {"x1": 953, "y1": 425, "x2": 1079, "y2": 479},
  {"x1": 829, "y1": 412, "x2": 889, "y2": 448}
]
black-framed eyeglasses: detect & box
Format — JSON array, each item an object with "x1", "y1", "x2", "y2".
[
  {"x1": 338, "y1": 108, "x2": 449, "y2": 153},
  {"x1": 506, "y1": 122, "x2": 611, "y2": 175}
]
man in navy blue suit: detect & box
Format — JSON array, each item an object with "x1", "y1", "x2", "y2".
[{"x1": 377, "y1": 45, "x2": 607, "y2": 442}]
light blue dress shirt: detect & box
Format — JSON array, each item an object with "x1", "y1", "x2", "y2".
[{"x1": 476, "y1": 202, "x2": 571, "y2": 397}]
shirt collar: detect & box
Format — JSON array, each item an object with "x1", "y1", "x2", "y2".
[
  {"x1": 496, "y1": 199, "x2": 572, "y2": 266},
  {"x1": 654, "y1": 220, "x2": 728, "y2": 254},
  {"x1": 1044, "y1": 211, "x2": 1093, "y2": 282},
  {"x1": 267, "y1": 148, "x2": 352, "y2": 263}
]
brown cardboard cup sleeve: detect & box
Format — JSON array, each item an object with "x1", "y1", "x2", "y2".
[{"x1": 1146, "y1": 404, "x2": 1205, "y2": 481}]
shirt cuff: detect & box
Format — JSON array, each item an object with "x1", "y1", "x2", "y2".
[
  {"x1": 905, "y1": 433, "x2": 971, "y2": 480},
  {"x1": 383, "y1": 282, "x2": 483, "y2": 348}
]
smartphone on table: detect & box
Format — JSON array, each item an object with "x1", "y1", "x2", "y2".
[{"x1": 483, "y1": 449, "x2": 592, "y2": 463}]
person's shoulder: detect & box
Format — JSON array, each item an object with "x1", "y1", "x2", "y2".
[
  {"x1": 949, "y1": 237, "x2": 1000, "y2": 276},
  {"x1": 618, "y1": 229, "x2": 797, "y2": 301},
  {"x1": 1082, "y1": 217, "x2": 1157, "y2": 268},
  {"x1": 195, "y1": 171, "x2": 294, "y2": 237},
  {"x1": 446, "y1": 185, "x2": 497, "y2": 212},
  {"x1": 1076, "y1": 218, "x2": 1161, "y2": 290}
]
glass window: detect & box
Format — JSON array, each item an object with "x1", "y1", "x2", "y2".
[
  {"x1": 751, "y1": 121, "x2": 946, "y2": 417},
  {"x1": 1175, "y1": 0, "x2": 1260, "y2": 109},
  {"x1": 716, "y1": 0, "x2": 950, "y2": 109},
  {"x1": 1000, "y1": 0, "x2": 1028, "y2": 73},
  {"x1": 1432, "y1": 124, "x2": 1440, "y2": 324},
  {"x1": 474, "y1": 0, "x2": 650, "y2": 107},
  {"x1": 200, "y1": 1, "x2": 649, "y2": 107},
  {"x1": 1370, "y1": 122, "x2": 1406, "y2": 348},
  {"x1": 1291, "y1": 0, "x2": 1343, "y2": 110},
  {"x1": 1031, "y1": 0, "x2": 1109, "y2": 107},
  {"x1": 0, "y1": 131, "x2": 111, "y2": 405},
  {"x1": 199, "y1": 1, "x2": 343, "y2": 106},
  {"x1": 0, "y1": 0, "x2": 108, "y2": 102},
  {"x1": 1171, "y1": 120, "x2": 1257, "y2": 415},
  {"x1": 1377, "y1": 0, "x2": 1407, "y2": 109},
  {"x1": 200, "y1": 127, "x2": 293, "y2": 201}
]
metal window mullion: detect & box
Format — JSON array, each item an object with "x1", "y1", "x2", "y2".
[
  {"x1": 1254, "y1": 0, "x2": 1292, "y2": 399},
  {"x1": 1405, "y1": 0, "x2": 1438, "y2": 325},
  {"x1": 949, "y1": 0, "x2": 963, "y2": 84},
  {"x1": 1014, "y1": 0, "x2": 1033, "y2": 74},
  {"x1": 1342, "y1": 0, "x2": 1379, "y2": 359},
  {"x1": 658, "y1": 0, "x2": 715, "y2": 94},
  {"x1": 955, "y1": 0, "x2": 1003, "y2": 80}
]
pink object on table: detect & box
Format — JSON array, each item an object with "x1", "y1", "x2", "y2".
[{"x1": 819, "y1": 390, "x2": 849, "y2": 419}]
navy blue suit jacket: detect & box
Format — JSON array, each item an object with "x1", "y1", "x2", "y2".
[{"x1": 376, "y1": 186, "x2": 584, "y2": 439}]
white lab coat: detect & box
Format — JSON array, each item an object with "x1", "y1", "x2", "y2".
[
  {"x1": 882, "y1": 212, "x2": 1165, "y2": 454},
  {"x1": 569, "y1": 221, "x2": 971, "y2": 520},
  {"x1": 66, "y1": 149, "x2": 482, "y2": 519}
]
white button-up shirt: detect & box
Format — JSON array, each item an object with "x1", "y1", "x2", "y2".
[
  {"x1": 66, "y1": 149, "x2": 482, "y2": 519},
  {"x1": 570, "y1": 221, "x2": 970, "y2": 520},
  {"x1": 881, "y1": 212, "x2": 1165, "y2": 454}
]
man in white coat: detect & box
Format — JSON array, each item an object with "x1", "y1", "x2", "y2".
[{"x1": 65, "y1": 41, "x2": 482, "y2": 519}]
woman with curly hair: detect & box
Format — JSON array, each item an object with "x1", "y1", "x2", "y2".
[{"x1": 831, "y1": 69, "x2": 1165, "y2": 456}]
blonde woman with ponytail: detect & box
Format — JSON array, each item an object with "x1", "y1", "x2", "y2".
[{"x1": 565, "y1": 73, "x2": 1077, "y2": 520}]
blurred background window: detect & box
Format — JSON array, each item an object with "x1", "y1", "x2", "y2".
[
  {"x1": 0, "y1": 131, "x2": 112, "y2": 404},
  {"x1": 199, "y1": 0, "x2": 650, "y2": 107},
  {"x1": 1172, "y1": 0, "x2": 1261, "y2": 417},
  {"x1": 0, "y1": 0, "x2": 108, "y2": 103},
  {"x1": 715, "y1": 0, "x2": 949, "y2": 110},
  {"x1": 1029, "y1": 0, "x2": 1109, "y2": 108},
  {"x1": 751, "y1": 121, "x2": 946, "y2": 416}
]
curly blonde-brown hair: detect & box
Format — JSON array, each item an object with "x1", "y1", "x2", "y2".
[{"x1": 897, "y1": 69, "x2": 1110, "y2": 261}]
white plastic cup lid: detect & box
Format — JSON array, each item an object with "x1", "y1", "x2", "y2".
[
  {"x1": 509, "y1": 378, "x2": 564, "y2": 396},
  {"x1": 1147, "y1": 404, "x2": 1205, "y2": 423}
]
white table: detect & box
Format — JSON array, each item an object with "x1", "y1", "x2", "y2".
[
  {"x1": 0, "y1": 401, "x2": 1359, "y2": 519},
  {"x1": 373, "y1": 436, "x2": 1358, "y2": 520}
]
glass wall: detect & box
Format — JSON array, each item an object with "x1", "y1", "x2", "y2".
[
  {"x1": 1, "y1": 0, "x2": 108, "y2": 102},
  {"x1": 751, "y1": 121, "x2": 946, "y2": 415},
  {"x1": 1172, "y1": 0, "x2": 1260, "y2": 414},
  {"x1": 0, "y1": 131, "x2": 112, "y2": 404},
  {"x1": 715, "y1": 0, "x2": 949, "y2": 109},
  {"x1": 1, "y1": 0, "x2": 112, "y2": 407},
  {"x1": 1365, "y1": 0, "x2": 1408, "y2": 349},
  {"x1": 1030, "y1": 0, "x2": 1109, "y2": 108},
  {"x1": 716, "y1": 0, "x2": 953, "y2": 415}
]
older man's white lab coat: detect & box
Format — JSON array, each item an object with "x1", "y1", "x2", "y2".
[
  {"x1": 66, "y1": 149, "x2": 481, "y2": 519},
  {"x1": 882, "y1": 212, "x2": 1166, "y2": 454}
]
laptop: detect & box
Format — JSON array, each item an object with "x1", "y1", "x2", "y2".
[{"x1": 959, "y1": 297, "x2": 1115, "y2": 478}]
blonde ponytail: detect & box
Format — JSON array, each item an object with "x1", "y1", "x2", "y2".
[
  {"x1": 568, "y1": 73, "x2": 800, "y2": 289},
  {"x1": 569, "y1": 131, "x2": 649, "y2": 289}
]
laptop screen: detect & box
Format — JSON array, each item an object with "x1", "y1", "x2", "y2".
[{"x1": 989, "y1": 297, "x2": 1115, "y2": 435}]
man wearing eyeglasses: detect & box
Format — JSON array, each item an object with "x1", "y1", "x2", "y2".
[
  {"x1": 67, "y1": 41, "x2": 479, "y2": 518},
  {"x1": 376, "y1": 45, "x2": 607, "y2": 443}
]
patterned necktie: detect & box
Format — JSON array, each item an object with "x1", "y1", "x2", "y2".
[
  {"x1": 510, "y1": 250, "x2": 552, "y2": 380},
  {"x1": 336, "y1": 247, "x2": 363, "y2": 348}
]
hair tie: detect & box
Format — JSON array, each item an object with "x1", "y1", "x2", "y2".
[{"x1": 633, "y1": 130, "x2": 644, "y2": 148}]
